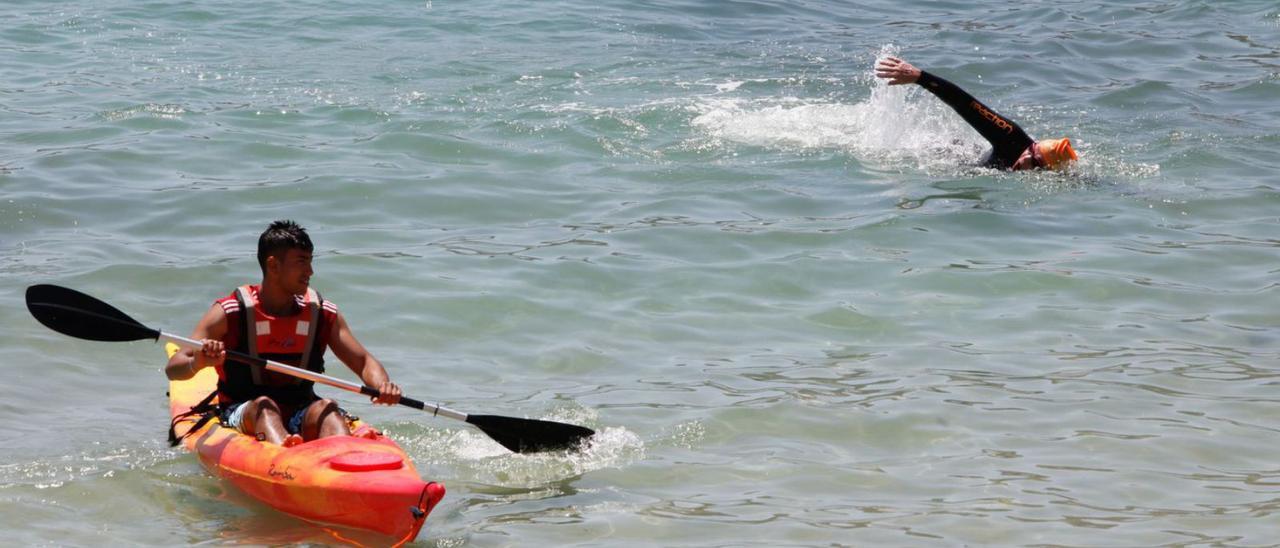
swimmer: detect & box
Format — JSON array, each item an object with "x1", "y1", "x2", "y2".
[{"x1": 875, "y1": 56, "x2": 1077, "y2": 171}]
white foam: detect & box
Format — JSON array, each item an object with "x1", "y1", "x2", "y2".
[
  {"x1": 715, "y1": 80, "x2": 745, "y2": 93},
  {"x1": 689, "y1": 47, "x2": 986, "y2": 171},
  {"x1": 402, "y1": 408, "x2": 644, "y2": 489}
]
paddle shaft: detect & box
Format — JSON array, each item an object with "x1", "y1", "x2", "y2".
[{"x1": 162, "y1": 332, "x2": 468, "y2": 422}]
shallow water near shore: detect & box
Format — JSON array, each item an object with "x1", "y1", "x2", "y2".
[{"x1": 2, "y1": 1, "x2": 1279, "y2": 545}]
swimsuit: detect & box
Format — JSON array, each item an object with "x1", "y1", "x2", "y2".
[{"x1": 916, "y1": 70, "x2": 1035, "y2": 169}]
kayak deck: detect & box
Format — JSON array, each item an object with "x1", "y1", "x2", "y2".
[{"x1": 166, "y1": 344, "x2": 444, "y2": 544}]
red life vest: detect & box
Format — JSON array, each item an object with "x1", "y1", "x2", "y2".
[{"x1": 214, "y1": 285, "x2": 337, "y2": 408}]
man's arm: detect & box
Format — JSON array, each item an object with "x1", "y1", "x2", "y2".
[
  {"x1": 876, "y1": 57, "x2": 1034, "y2": 164},
  {"x1": 328, "y1": 312, "x2": 402, "y2": 405},
  {"x1": 164, "y1": 304, "x2": 228, "y2": 380}
]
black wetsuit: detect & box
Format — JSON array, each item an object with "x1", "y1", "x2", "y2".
[{"x1": 916, "y1": 70, "x2": 1034, "y2": 169}]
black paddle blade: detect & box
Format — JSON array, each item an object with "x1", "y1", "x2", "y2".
[
  {"x1": 466, "y1": 414, "x2": 595, "y2": 453},
  {"x1": 25, "y1": 284, "x2": 160, "y2": 342}
]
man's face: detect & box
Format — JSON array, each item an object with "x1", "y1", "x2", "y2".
[
  {"x1": 1012, "y1": 146, "x2": 1038, "y2": 171},
  {"x1": 271, "y1": 248, "x2": 313, "y2": 295}
]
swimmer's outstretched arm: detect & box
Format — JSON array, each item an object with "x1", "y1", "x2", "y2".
[{"x1": 876, "y1": 57, "x2": 1034, "y2": 166}]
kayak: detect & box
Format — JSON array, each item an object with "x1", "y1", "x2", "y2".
[{"x1": 165, "y1": 343, "x2": 445, "y2": 545}]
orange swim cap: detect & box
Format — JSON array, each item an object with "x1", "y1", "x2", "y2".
[{"x1": 1035, "y1": 138, "x2": 1078, "y2": 170}]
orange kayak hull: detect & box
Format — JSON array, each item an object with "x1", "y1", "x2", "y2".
[{"x1": 166, "y1": 344, "x2": 444, "y2": 544}]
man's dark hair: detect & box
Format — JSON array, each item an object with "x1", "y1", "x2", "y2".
[{"x1": 257, "y1": 220, "x2": 313, "y2": 273}]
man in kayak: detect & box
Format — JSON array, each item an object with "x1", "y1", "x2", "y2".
[
  {"x1": 164, "y1": 220, "x2": 402, "y2": 446},
  {"x1": 874, "y1": 56, "x2": 1078, "y2": 171}
]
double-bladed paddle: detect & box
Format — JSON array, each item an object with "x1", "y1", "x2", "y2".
[{"x1": 25, "y1": 284, "x2": 595, "y2": 453}]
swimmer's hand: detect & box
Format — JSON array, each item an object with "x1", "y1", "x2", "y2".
[{"x1": 875, "y1": 57, "x2": 921, "y2": 85}]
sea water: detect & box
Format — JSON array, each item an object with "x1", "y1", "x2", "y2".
[{"x1": 1, "y1": 1, "x2": 1278, "y2": 545}]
